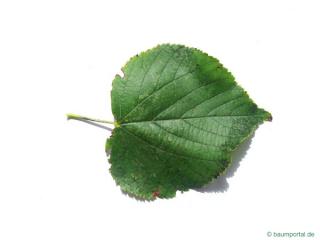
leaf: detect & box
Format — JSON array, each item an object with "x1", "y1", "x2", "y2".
[{"x1": 108, "y1": 44, "x2": 271, "y2": 200}]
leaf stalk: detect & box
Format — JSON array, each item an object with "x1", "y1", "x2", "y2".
[{"x1": 66, "y1": 113, "x2": 115, "y2": 125}]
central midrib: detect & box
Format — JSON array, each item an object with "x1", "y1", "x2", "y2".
[{"x1": 119, "y1": 113, "x2": 268, "y2": 126}]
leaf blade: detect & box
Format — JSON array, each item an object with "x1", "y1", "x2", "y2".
[{"x1": 109, "y1": 44, "x2": 271, "y2": 199}]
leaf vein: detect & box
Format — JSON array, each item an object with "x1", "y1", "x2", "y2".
[
  {"x1": 122, "y1": 127, "x2": 217, "y2": 163},
  {"x1": 181, "y1": 119, "x2": 241, "y2": 139},
  {"x1": 153, "y1": 80, "x2": 220, "y2": 120},
  {"x1": 180, "y1": 85, "x2": 238, "y2": 117},
  {"x1": 121, "y1": 70, "x2": 196, "y2": 121},
  {"x1": 152, "y1": 122, "x2": 225, "y2": 149}
]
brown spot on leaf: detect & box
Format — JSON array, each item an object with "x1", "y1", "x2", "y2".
[{"x1": 152, "y1": 191, "x2": 160, "y2": 198}]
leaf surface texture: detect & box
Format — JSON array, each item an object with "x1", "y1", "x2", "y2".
[{"x1": 108, "y1": 44, "x2": 271, "y2": 199}]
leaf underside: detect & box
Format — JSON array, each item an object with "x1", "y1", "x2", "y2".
[{"x1": 108, "y1": 44, "x2": 271, "y2": 200}]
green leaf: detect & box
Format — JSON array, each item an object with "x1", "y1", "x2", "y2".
[{"x1": 109, "y1": 44, "x2": 271, "y2": 200}]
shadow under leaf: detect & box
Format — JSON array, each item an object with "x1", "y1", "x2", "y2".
[{"x1": 195, "y1": 134, "x2": 254, "y2": 193}]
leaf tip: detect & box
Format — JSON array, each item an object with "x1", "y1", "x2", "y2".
[{"x1": 264, "y1": 111, "x2": 273, "y2": 122}]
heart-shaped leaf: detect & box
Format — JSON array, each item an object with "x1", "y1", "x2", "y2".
[{"x1": 107, "y1": 44, "x2": 271, "y2": 199}]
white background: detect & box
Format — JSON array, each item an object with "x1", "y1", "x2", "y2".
[{"x1": 0, "y1": 0, "x2": 319, "y2": 239}]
